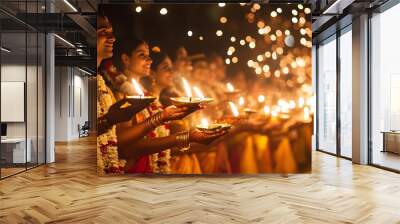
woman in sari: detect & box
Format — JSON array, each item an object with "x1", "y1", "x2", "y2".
[
  {"x1": 112, "y1": 37, "x2": 227, "y2": 174},
  {"x1": 97, "y1": 15, "x2": 159, "y2": 174},
  {"x1": 150, "y1": 50, "x2": 208, "y2": 174}
]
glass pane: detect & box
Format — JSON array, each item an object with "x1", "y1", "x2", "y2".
[
  {"x1": 371, "y1": 4, "x2": 400, "y2": 171},
  {"x1": 312, "y1": 45, "x2": 317, "y2": 151},
  {"x1": 1, "y1": 30, "x2": 27, "y2": 177},
  {"x1": 317, "y1": 37, "x2": 337, "y2": 154},
  {"x1": 73, "y1": 69, "x2": 88, "y2": 139},
  {"x1": 339, "y1": 29, "x2": 352, "y2": 158},
  {"x1": 27, "y1": 31, "x2": 38, "y2": 169},
  {"x1": 38, "y1": 32, "x2": 45, "y2": 165}
]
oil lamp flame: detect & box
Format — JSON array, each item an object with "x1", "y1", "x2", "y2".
[
  {"x1": 182, "y1": 78, "x2": 192, "y2": 98},
  {"x1": 228, "y1": 102, "x2": 240, "y2": 117},
  {"x1": 131, "y1": 78, "x2": 144, "y2": 96},
  {"x1": 238, "y1": 96, "x2": 245, "y2": 106},
  {"x1": 193, "y1": 86, "x2": 204, "y2": 99},
  {"x1": 226, "y1": 82, "x2": 235, "y2": 92},
  {"x1": 201, "y1": 118, "x2": 209, "y2": 128}
]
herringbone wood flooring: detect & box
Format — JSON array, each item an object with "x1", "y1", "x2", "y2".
[{"x1": 1, "y1": 136, "x2": 400, "y2": 224}]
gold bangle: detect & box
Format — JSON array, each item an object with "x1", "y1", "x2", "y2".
[
  {"x1": 176, "y1": 131, "x2": 190, "y2": 151},
  {"x1": 151, "y1": 113, "x2": 162, "y2": 127},
  {"x1": 145, "y1": 112, "x2": 163, "y2": 130}
]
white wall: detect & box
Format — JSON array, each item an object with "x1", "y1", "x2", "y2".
[
  {"x1": 72, "y1": 73, "x2": 89, "y2": 138},
  {"x1": 54, "y1": 67, "x2": 89, "y2": 141},
  {"x1": 1, "y1": 65, "x2": 26, "y2": 140},
  {"x1": 55, "y1": 66, "x2": 69, "y2": 141}
]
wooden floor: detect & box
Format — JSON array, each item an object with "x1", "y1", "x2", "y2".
[
  {"x1": 0, "y1": 136, "x2": 400, "y2": 224},
  {"x1": 372, "y1": 150, "x2": 400, "y2": 171},
  {"x1": 1, "y1": 167, "x2": 26, "y2": 178}
]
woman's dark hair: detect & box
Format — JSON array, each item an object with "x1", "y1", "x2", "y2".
[
  {"x1": 113, "y1": 36, "x2": 146, "y2": 71},
  {"x1": 159, "y1": 87, "x2": 180, "y2": 107},
  {"x1": 150, "y1": 50, "x2": 168, "y2": 71}
]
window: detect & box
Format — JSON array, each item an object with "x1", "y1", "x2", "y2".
[
  {"x1": 0, "y1": 1, "x2": 46, "y2": 179},
  {"x1": 339, "y1": 28, "x2": 352, "y2": 158},
  {"x1": 317, "y1": 36, "x2": 337, "y2": 154},
  {"x1": 370, "y1": 3, "x2": 400, "y2": 171}
]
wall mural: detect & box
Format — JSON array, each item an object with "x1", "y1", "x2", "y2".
[{"x1": 97, "y1": 3, "x2": 313, "y2": 175}]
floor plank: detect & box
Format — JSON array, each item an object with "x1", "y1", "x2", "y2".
[{"x1": 0, "y1": 136, "x2": 399, "y2": 224}]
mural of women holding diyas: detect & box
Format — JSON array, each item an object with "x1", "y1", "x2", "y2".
[
  {"x1": 111, "y1": 36, "x2": 227, "y2": 174},
  {"x1": 96, "y1": 14, "x2": 150, "y2": 174}
]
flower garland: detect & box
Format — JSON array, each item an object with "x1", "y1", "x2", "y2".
[
  {"x1": 97, "y1": 74, "x2": 126, "y2": 174},
  {"x1": 103, "y1": 69, "x2": 172, "y2": 174}
]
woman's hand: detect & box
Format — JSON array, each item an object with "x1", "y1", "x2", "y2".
[
  {"x1": 189, "y1": 129, "x2": 227, "y2": 145},
  {"x1": 161, "y1": 105, "x2": 200, "y2": 122},
  {"x1": 247, "y1": 116, "x2": 267, "y2": 129},
  {"x1": 106, "y1": 98, "x2": 149, "y2": 125}
]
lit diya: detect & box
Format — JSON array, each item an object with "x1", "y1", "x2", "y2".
[
  {"x1": 268, "y1": 106, "x2": 289, "y2": 123},
  {"x1": 271, "y1": 102, "x2": 291, "y2": 121},
  {"x1": 278, "y1": 113, "x2": 291, "y2": 121},
  {"x1": 224, "y1": 82, "x2": 241, "y2": 95},
  {"x1": 170, "y1": 78, "x2": 213, "y2": 107},
  {"x1": 196, "y1": 118, "x2": 231, "y2": 133},
  {"x1": 229, "y1": 101, "x2": 240, "y2": 117},
  {"x1": 126, "y1": 78, "x2": 156, "y2": 105},
  {"x1": 220, "y1": 123, "x2": 232, "y2": 131},
  {"x1": 219, "y1": 102, "x2": 247, "y2": 124},
  {"x1": 244, "y1": 108, "x2": 258, "y2": 115},
  {"x1": 196, "y1": 118, "x2": 222, "y2": 133},
  {"x1": 236, "y1": 97, "x2": 257, "y2": 116},
  {"x1": 279, "y1": 108, "x2": 292, "y2": 121},
  {"x1": 238, "y1": 96, "x2": 245, "y2": 106}
]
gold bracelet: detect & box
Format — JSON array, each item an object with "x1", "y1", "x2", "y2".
[
  {"x1": 176, "y1": 131, "x2": 190, "y2": 151},
  {"x1": 145, "y1": 112, "x2": 163, "y2": 129},
  {"x1": 153, "y1": 112, "x2": 163, "y2": 126},
  {"x1": 144, "y1": 117, "x2": 152, "y2": 129}
]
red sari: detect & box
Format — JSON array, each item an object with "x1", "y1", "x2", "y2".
[{"x1": 125, "y1": 96, "x2": 171, "y2": 174}]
